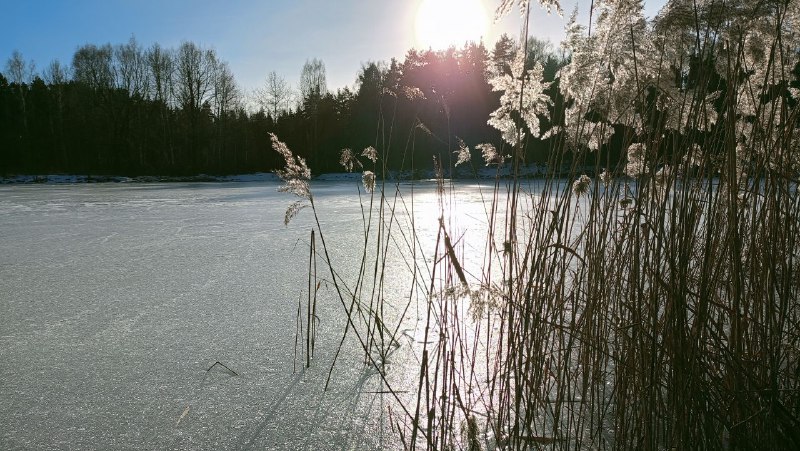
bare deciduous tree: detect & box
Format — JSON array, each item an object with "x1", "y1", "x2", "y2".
[
  {"x1": 43, "y1": 59, "x2": 70, "y2": 166},
  {"x1": 299, "y1": 58, "x2": 327, "y2": 168},
  {"x1": 174, "y1": 42, "x2": 217, "y2": 113},
  {"x1": 212, "y1": 60, "x2": 239, "y2": 118},
  {"x1": 6, "y1": 50, "x2": 35, "y2": 86},
  {"x1": 72, "y1": 44, "x2": 114, "y2": 90},
  {"x1": 145, "y1": 43, "x2": 174, "y2": 105},
  {"x1": 5, "y1": 50, "x2": 36, "y2": 132},
  {"x1": 256, "y1": 71, "x2": 292, "y2": 119},
  {"x1": 42, "y1": 59, "x2": 70, "y2": 86},
  {"x1": 115, "y1": 36, "x2": 148, "y2": 98},
  {"x1": 300, "y1": 58, "x2": 327, "y2": 105}
]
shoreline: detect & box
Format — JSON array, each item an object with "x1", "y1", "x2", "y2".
[{"x1": 0, "y1": 164, "x2": 560, "y2": 185}]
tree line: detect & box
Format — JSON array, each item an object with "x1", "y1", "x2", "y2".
[{"x1": 0, "y1": 36, "x2": 566, "y2": 177}]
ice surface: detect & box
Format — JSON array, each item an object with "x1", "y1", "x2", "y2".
[
  {"x1": 0, "y1": 181, "x2": 412, "y2": 450},
  {"x1": 0, "y1": 178, "x2": 532, "y2": 449}
]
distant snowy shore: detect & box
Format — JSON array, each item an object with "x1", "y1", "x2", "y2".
[
  {"x1": 0, "y1": 172, "x2": 282, "y2": 184},
  {"x1": 0, "y1": 164, "x2": 558, "y2": 185}
]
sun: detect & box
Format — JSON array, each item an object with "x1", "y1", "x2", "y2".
[{"x1": 415, "y1": 0, "x2": 488, "y2": 50}]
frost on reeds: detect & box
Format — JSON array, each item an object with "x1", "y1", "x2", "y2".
[
  {"x1": 283, "y1": 200, "x2": 308, "y2": 227},
  {"x1": 272, "y1": 0, "x2": 800, "y2": 448},
  {"x1": 487, "y1": 50, "x2": 552, "y2": 145},
  {"x1": 361, "y1": 146, "x2": 378, "y2": 163},
  {"x1": 454, "y1": 139, "x2": 471, "y2": 166},
  {"x1": 339, "y1": 148, "x2": 360, "y2": 173},
  {"x1": 571, "y1": 174, "x2": 591, "y2": 196},
  {"x1": 495, "y1": 0, "x2": 562, "y2": 20},
  {"x1": 398, "y1": 0, "x2": 800, "y2": 449},
  {"x1": 362, "y1": 171, "x2": 376, "y2": 193},
  {"x1": 340, "y1": 147, "x2": 378, "y2": 193},
  {"x1": 272, "y1": 133, "x2": 310, "y2": 199},
  {"x1": 476, "y1": 143, "x2": 505, "y2": 166},
  {"x1": 272, "y1": 133, "x2": 311, "y2": 225}
]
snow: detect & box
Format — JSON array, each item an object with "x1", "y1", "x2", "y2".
[
  {"x1": 0, "y1": 173, "x2": 282, "y2": 184},
  {"x1": 0, "y1": 181, "x2": 417, "y2": 450},
  {"x1": 0, "y1": 179, "x2": 545, "y2": 449}
]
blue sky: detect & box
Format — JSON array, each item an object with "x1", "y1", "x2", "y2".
[{"x1": 1, "y1": 1, "x2": 665, "y2": 96}]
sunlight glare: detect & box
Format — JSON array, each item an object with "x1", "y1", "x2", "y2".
[{"x1": 415, "y1": 0, "x2": 488, "y2": 50}]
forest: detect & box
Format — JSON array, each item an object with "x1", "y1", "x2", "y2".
[{"x1": 0, "y1": 36, "x2": 565, "y2": 177}]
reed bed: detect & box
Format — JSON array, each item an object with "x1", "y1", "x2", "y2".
[{"x1": 276, "y1": 0, "x2": 800, "y2": 448}]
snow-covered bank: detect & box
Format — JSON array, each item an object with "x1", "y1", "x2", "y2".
[
  {"x1": 0, "y1": 172, "x2": 281, "y2": 184},
  {"x1": 1, "y1": 163, "x2": 571, "y2": 185}
]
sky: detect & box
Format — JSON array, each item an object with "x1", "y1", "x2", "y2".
[{"x1": 1, "y1": 1, "x2": 666, "y2": 100}]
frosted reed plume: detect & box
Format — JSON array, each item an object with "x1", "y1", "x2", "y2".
[
  {"x1": 339, "y1": 148, "x2": 359, "y2": 172},
  {"x1": 571, "y1": 174, "x2": 591, "y2": 196},
  {"x1": 272, "y1": 132, "x2": 310, "y2": 199},
  {"x1": 476, "y1": 143, "x2": 504, "y2": 166},
  {"x1": 361, "y1": 171, "x2": 375, "y2": 193},
  {"x1": 360, "y1": 146, "x2": 378, "y2": 163},
  {"x1": 272, "y1": 133, "x2": 311, "y2": 225},
  {"x1": 454, "y1": 139, "x2": 471, "y2": 166}
]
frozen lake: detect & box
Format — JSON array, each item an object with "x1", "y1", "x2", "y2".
[{"x1": 0, "y1": 180, "x2": 502, "y2": 450}]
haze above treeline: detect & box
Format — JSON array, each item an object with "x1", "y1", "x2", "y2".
[{"x1": 0, "y1": 36, "x2": 570, "y2": 177}]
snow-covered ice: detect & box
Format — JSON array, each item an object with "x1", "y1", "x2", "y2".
[
  {"x1": 0, "y1": 177, "x2": 522, "y2": 449},
  {"x1": 0, "y1": 181, "x2": 424, "y2": 450}
]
